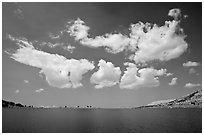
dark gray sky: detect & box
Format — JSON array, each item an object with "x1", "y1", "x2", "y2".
[{"x1": 2, "y1": 2, "x2": 202, "y2": 108}]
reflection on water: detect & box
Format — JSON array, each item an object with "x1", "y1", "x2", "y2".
[{"x1": 2, "y1": 108, "x2": 202, "y2": 133}]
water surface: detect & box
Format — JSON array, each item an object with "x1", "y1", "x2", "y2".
[{"x1": 2, "y1": 108, "x2": 202, "y2": 133}]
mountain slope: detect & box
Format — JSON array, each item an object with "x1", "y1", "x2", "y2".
[{"x1": 139, "y1": 89, "x2": 202, "y2": 108}]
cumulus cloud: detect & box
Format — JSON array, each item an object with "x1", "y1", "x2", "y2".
[
  {"x1": 90, "y1": 59, "x2": 121, "y2": 89},
  {"x1": 67, "y1": 18, "x2": 131, "y2": 53},
  {"x1": 169, "y1": 77, "x2": 178, "y2": 86},
  {"x1": 168, "y1": 8, "x2": 181, "y2": 20},
  {"x1": 67, "y1": 8, "x2": 188, "y2": 63},
  {"x1": 24, "y1": 80, "x2": 29, "y2": 83},
  {"x1": 183, "y1": 61, "x2": 200, "y2": 67},
  {"x1": 66, "y1": 18, "x2": 136, "y2": 53},
  {"x1": 185, "y1": 83, "x2": 201, "y2": 88},
  {"x1": 130, "y1": 20, "x2": 187, "y2": 63},
  {"x1": 68, "y1": 18, "x2": 90, "y2": 40},
  {"x1": 120, "y1": 62, "x2": 168, "y2": 89},
  {"x1": 35, "y1": 88, "x2": 44, "y2": 93},
  {"x1": 6, "y1": 35, "x2": 95, "y2": 89},
  {"x1": 82, "y1": 33, "x2": 131, "y2": 54}
]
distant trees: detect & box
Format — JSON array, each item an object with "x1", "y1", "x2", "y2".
[
  {"x1": 3, "y1": 99, "x2": 95, "y2": 109},
  {"x1": 2, "y1": 100, "x2": 27, "y2": 108},
  {"x1": 16, "y1": 103, "x2": 24, "y2": 107},
  {"x1": 86, "y1": 105, "x2": 92, "y2": 108},
  {"x1": 9, "y1": 102, "x2": 15, "y2": 106},
  {"x1": 2, "y1": 100, "x2": 9, "y2": 107},
  {"x1": 2, "y1": 100, "x2": 16, "y2": 108}
]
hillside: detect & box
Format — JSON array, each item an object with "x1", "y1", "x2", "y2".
[
  {"x1": 2, "y1": 100, "x2": 25, "y2": 108},
  {"x1": 139, "y1": 89, "x2": 202, "y2": 108}
]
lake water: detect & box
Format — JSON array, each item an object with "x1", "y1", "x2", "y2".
[{"x1": 2, "y1": 108, "x2": 202, "y2": 133}]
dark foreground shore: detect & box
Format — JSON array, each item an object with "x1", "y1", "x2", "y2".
[{"x1": 3, "y1": 108, "x2": 202, "y2": 133}]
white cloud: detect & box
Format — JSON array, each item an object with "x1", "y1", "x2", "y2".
[
  {"x1": 130, "y1": 20, "x2": 187, "y2": 63},
  {"x1": 189, "y1": 68, "x2": 196, "y2": 74},
  {"x1": 38, "y1": 41, "x2": 64, "y2": 48},
  {"x1": 185, "y1": 83, "x2": 201, "y2": 88},
  {"x1": 183, "y1": 61, "x2": 200, "y2": 67},
  {"x1": 15, "y1": 89, "x2": 20, "y2": 93},
  {"x1": 35, "y1": 88, "x2": 44, "y2": 93},
  {"x1": 24, "y1": 80, "x2": 29, "y2": 83},
  {"x1": 47, "y1": 42, "x2": 64, "y2": 48},
  {"x1": 82, "y1": 34, "x2": 131, "y2": 54},
  {"x1": 6, "y1": 35, "x2": 95, "y2": 89},
  {"x1": 168, "y1": 8, "x2": 181, "y2": 20},
  {"x1": 90, "y1": 59, "x2": 121, "y2": 89},
  {"x1": 184, "y1": 15, "x2": 188, "y2": 19},
  {"x1": 48, "y1": 32, "x2": 61, "y2": 39},
  {"x1": 166, "y1": 72, "x2": 174, "y2": 76},
  {"x1": 62, "y1": 44, "x2": 76, "y2": 53},
  {"x1": 67, "y1": 8, "x2": 188, "y2": 63},
  {"x1": 39, "y1": 41, "x2": 75, "y2": 53},
  {"x1": 67, "y1": 18, "x2": 131, "y2": 53},
  {"x1": 68, "y1": 18, "x2": 90, "y2": 40},
  {"x1": 120, "y1": 62, "x2": 167, "y2": 89},
  {"x1": 169, "y1": 77, "x2": 178, "y2": 86}
]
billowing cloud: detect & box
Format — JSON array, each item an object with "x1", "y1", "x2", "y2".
[
  {"x1": 35, "y1": 88, "x2": 44, "y2": 93},
  {"x1": 6, "y1": 35, "x2": 95, "y2": 89},
  {"x1": 185, "y1": 83, "x2": 201, "y2": 88},
  {"x1": 120, "y1": 62, "x2": 168, "y2": 89},
  {"x1": 130, "y1": 20, "x2": 187, "y2": 63},
  {"x1": 68, "y1": 18, "x2": 90, "y2": 40},
  {"x1": 169, "y1": 77, "x2": 178, "y2": 86},
  {"x1": 67, "y1": 8, "x2": 188, "y2": 63},
  {"x1": 183, "y1": 61, "x2": 200, "y2": 67},
  {"x1": 67, "y1": 18, "x2": 131, "y2": 53},
  {"x1": 24, "y1": 80, "x2": 29, "y2": 83},
  {"x1": 81, "y1": 33, "x2": 131, "y2": 54},
  {"x1": 168, "y1": 8, "x2": 181, "y2": 20},
  {"x1": 90, "y1": 59, "x2": 121, "y2": 89}
]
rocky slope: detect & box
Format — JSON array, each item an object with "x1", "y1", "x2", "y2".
[{"x1": 139, "y1": 89, "x2": 202, "y2": 108}]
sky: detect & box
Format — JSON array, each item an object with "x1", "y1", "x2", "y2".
[{"x1": 2, "y1": 2, "x2": 202, "y2": 108}]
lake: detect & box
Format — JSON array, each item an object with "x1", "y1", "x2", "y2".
[{"x1": 2, "y1": 108, "x2": 202, "y2": 133}]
